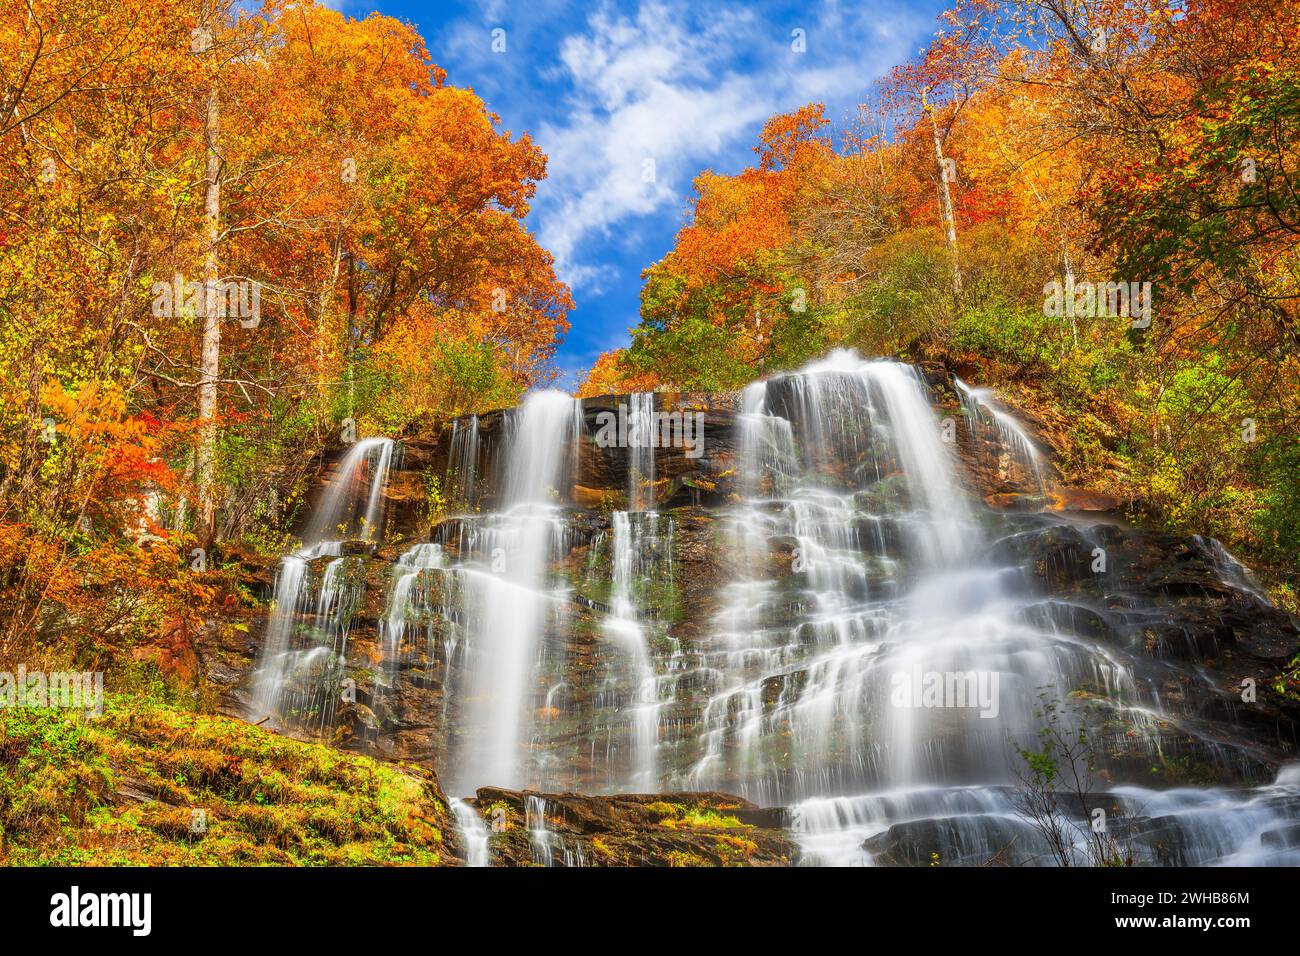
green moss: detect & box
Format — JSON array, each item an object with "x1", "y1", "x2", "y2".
[
  {"x1": 646, "y1": 801, "x2": 748, "y2": 831},
  {"x1": 665, "y1": 849, "x2": 711, "y2": 867},
  {"x1": 644, "y1": 800, "x2": 686, "y2": 820},
  {"x1": 485, "y1": 801, "x2": 513, "y2": 831},
  {"x1": 0, "y1": 694, "x2": 451, "y2": 866},
  {"x1": 711, "y1": 833, "x2": 759, "y2": 864},
  {"x1": 1273, "y1": 652, "x2": 1300, "y2": 703},
  {"x1": 663, "y1": 808, "x2": 748, "y2": 830}
]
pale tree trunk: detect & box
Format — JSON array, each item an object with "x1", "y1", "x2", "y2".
[
  {"x1": 197, "y1": 77, "x2": 222, "y2": 547},
  {"x1": 925, "y1": 99, "x2": 963, "y2": 297},
  {"x1": 1061, "y1": 228, "x2": 1078, "y2": 348},
  {"x1": 325, "y1": 232, "x2": 342, "y2": 412},
  {"x1": 876, "y1": 116, "x2": 887, "y2": 177},
  {"x1": 1021, "y1": 169, "x2": 1079, "y2": 351}
]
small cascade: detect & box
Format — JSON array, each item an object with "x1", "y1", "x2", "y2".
[
  {"x1": 249, "y1": 437, "x2": 396, "y2": 728},
  {"x1": 792, "y1": 787, "x2": 1028, "y2": 866},
  {"x1": 866, "y1": 360, "x2": 971, "y2": 564},
  {"x1": 1194, "y1": 533, "x2": 1267, "y2": 599},
  {"x1": 597, "y1": 510, "x2": 673, "y2": 789},
  {"x1": 301, "y1": 437, "x2": 397, "y2": 545},
  {"x1": 626, "y1": 392, "x2": 656, "y2": 511},
  {"x1": 954, "y1": 376, "x2": 1048, "y2": 497},
  {"x1": 249, "y1": 549, "x2": 316, "y2": 722},
  {"x1": 378, "y1": 542, "x2": 446, "y2": 695},
  {"x1": 450, "y1": 798, "x2": 490, "y2": 867},
  {"x1": 577, "y1": 391, "x2": 670, "y2": 789},
  {"x1": 791, "y1": 768, "x2": 1300, "y2": 866},
  {"x1": 447, "y1": 415, "x2": 481, "y2": 509},
  {"x1": 526, "y1": 795, "x2": 586, "y2": 867}
]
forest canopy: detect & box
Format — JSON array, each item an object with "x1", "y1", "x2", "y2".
[{"x1": 0, "y1": 0, "x2": 570, "y2": 653}]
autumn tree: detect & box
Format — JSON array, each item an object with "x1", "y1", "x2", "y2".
[
  {"x1": 621, "y1": 104, "x2": 835, "y2": 389},
  {"x1": 0, "y1": 0, "x2": 572, "y2": 654}
]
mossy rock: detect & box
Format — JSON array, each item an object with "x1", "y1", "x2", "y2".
[{"x1": 0, "y1": 694, "x2": 455, "y2": 866}]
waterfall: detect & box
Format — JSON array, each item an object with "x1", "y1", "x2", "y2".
[
  {"x1": 248, "y1": 351, "x2": 1300, "y2": 867},
  {"x1": 527, "y1": 795, "x2": 585, "y2": 866},
  {"x1": 626, "y1": 392, "x2": 655, "y2": 511},
  {"x1": 450, "y1": 798, "x2": 490, "y2": 867},
  {"x1": 685, "y1": 350, "x2": 1295, "y2": 864},
  {"x1": 446, "y1": 391, "x2": 582, "y2": 794},
  {"x1": 683, "y1": 354, "x2": 1038, "y2": 803},
  {"x1": 864, "y1": 361, "x2": 971, "y2": 565},
  {"x1": 791, "y1": 772, "x2": 1300, "y2": 866},
  {"x1": 447, "y1": 415, "x2": 480, "y2": 509},
  {"x1": 598, "y1": 393, "x2": 664, "y2": 787},
  {"x1": 954, "y1": 376, "x2": 1048, "y2": 497},
  {"x1": 301, "y1": 437, "x2": 397, "y2": 545},
  {"x1": 600, "y1": 510, "x2": 667, "y2": 789},
  {"x1": 378, "y1": 542, "x2": 446, "y2": 695},
  {"x1": 249, "y1": 551, "x2": 314, "y2": 722},
  {"x1": 674, "y1": 351, "x2": 1176, "y2": 833},
  {"x1": 250, "y1": 437, "x2": 396, "y2": 727}
]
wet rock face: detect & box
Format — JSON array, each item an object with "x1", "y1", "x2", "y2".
[
  {"x1": 984, "y1": 516, "x2": 1300, "y2": 750},
  {"x1": 578, "y1": 393, "x2": 745, "y2": 509},
  {"x1": 287, "y1": 387, "x2": 1049, "y2": 537},
  {"x1": 457, "y1": 789, "x2": 793, "y2": 867},
  {"x1": 863, "y1": 814, "x2": 1032, "y2": 867},
  {"x1": 855, "y1": 784, "x2": 1300, "y2": 868}
]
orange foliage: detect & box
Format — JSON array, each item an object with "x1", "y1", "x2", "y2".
[{"x1": 576, "y1": 350, "x2": 661, "y2": 398}]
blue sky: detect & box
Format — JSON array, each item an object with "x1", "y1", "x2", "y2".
[{"x1": 327, "y1": 0, "x2": 947, "y2": 388}]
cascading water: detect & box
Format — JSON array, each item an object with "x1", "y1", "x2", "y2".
[
  {"x1": 447, "y1": 415, "x2": 480, "y2": 509},
  {"x1": 376, "y1": 542, "x2": 446, "y2": 702},
  {"x1": 589, "y1": 391, "x2": 672, "y2": 789},
  {"x1": 626, "y1": 392, "x2": 656, "y2": 512},
  {"x1": 254, "y1": 352, "x2": 1300, "y2": 866},
  {"x1": 597, "y1": 509, "x2": 673, "y2": 790},
  {"x1": 441, "y1": 391, "x2": 582, "y2": 794},
  {"x1": 527, "y1": 795, "x2": 585, "y2": 866},
  {"x1": 402, "y1": 389, "x2": 678, "y2": 796},
  {"x1": 954, "y1": 375, "x2": 1047, "y2": 497},
  {"x1": 250, "y1": 437, "x2": 396, "y2": 728},
  {"x1": 676, "y1": 353, "x2": 1042, "y2": 804},
  {"x1": 677, "y1": 349, "x2": 1297, "y2": 865},
  {"x1": 300, "y1": 437, "x2": 396, "y2": 545},
  {"x1": 790, "y1": 772, "x2": 1300, "y2": 866},
  {"x1": 450, "y1": 798, "x2": 490, "y2": 867}
]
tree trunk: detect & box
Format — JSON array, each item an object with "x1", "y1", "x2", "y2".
[
  {"x1": 196, "y1": 77, "x2": 222, "y2": 547},
  {"x1": 926, "y1": 101, "x2": 963, "y2": 297},
  {"x1": 1061, "y1": 229, "x2": 1077, "y2": 348}
]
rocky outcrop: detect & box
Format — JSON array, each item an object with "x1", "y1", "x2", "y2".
[{"x1": 459, "y1": 789, "x2": 794, "y2": 866}]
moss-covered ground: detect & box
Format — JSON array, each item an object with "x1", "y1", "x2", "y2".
[{"x1": 0, "y1": 693, "x2": 453, "y2": 866}]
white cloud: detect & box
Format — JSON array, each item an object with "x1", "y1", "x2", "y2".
[{"x1": 529, "y1": 0, "x2": 926, "y2": 290}]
